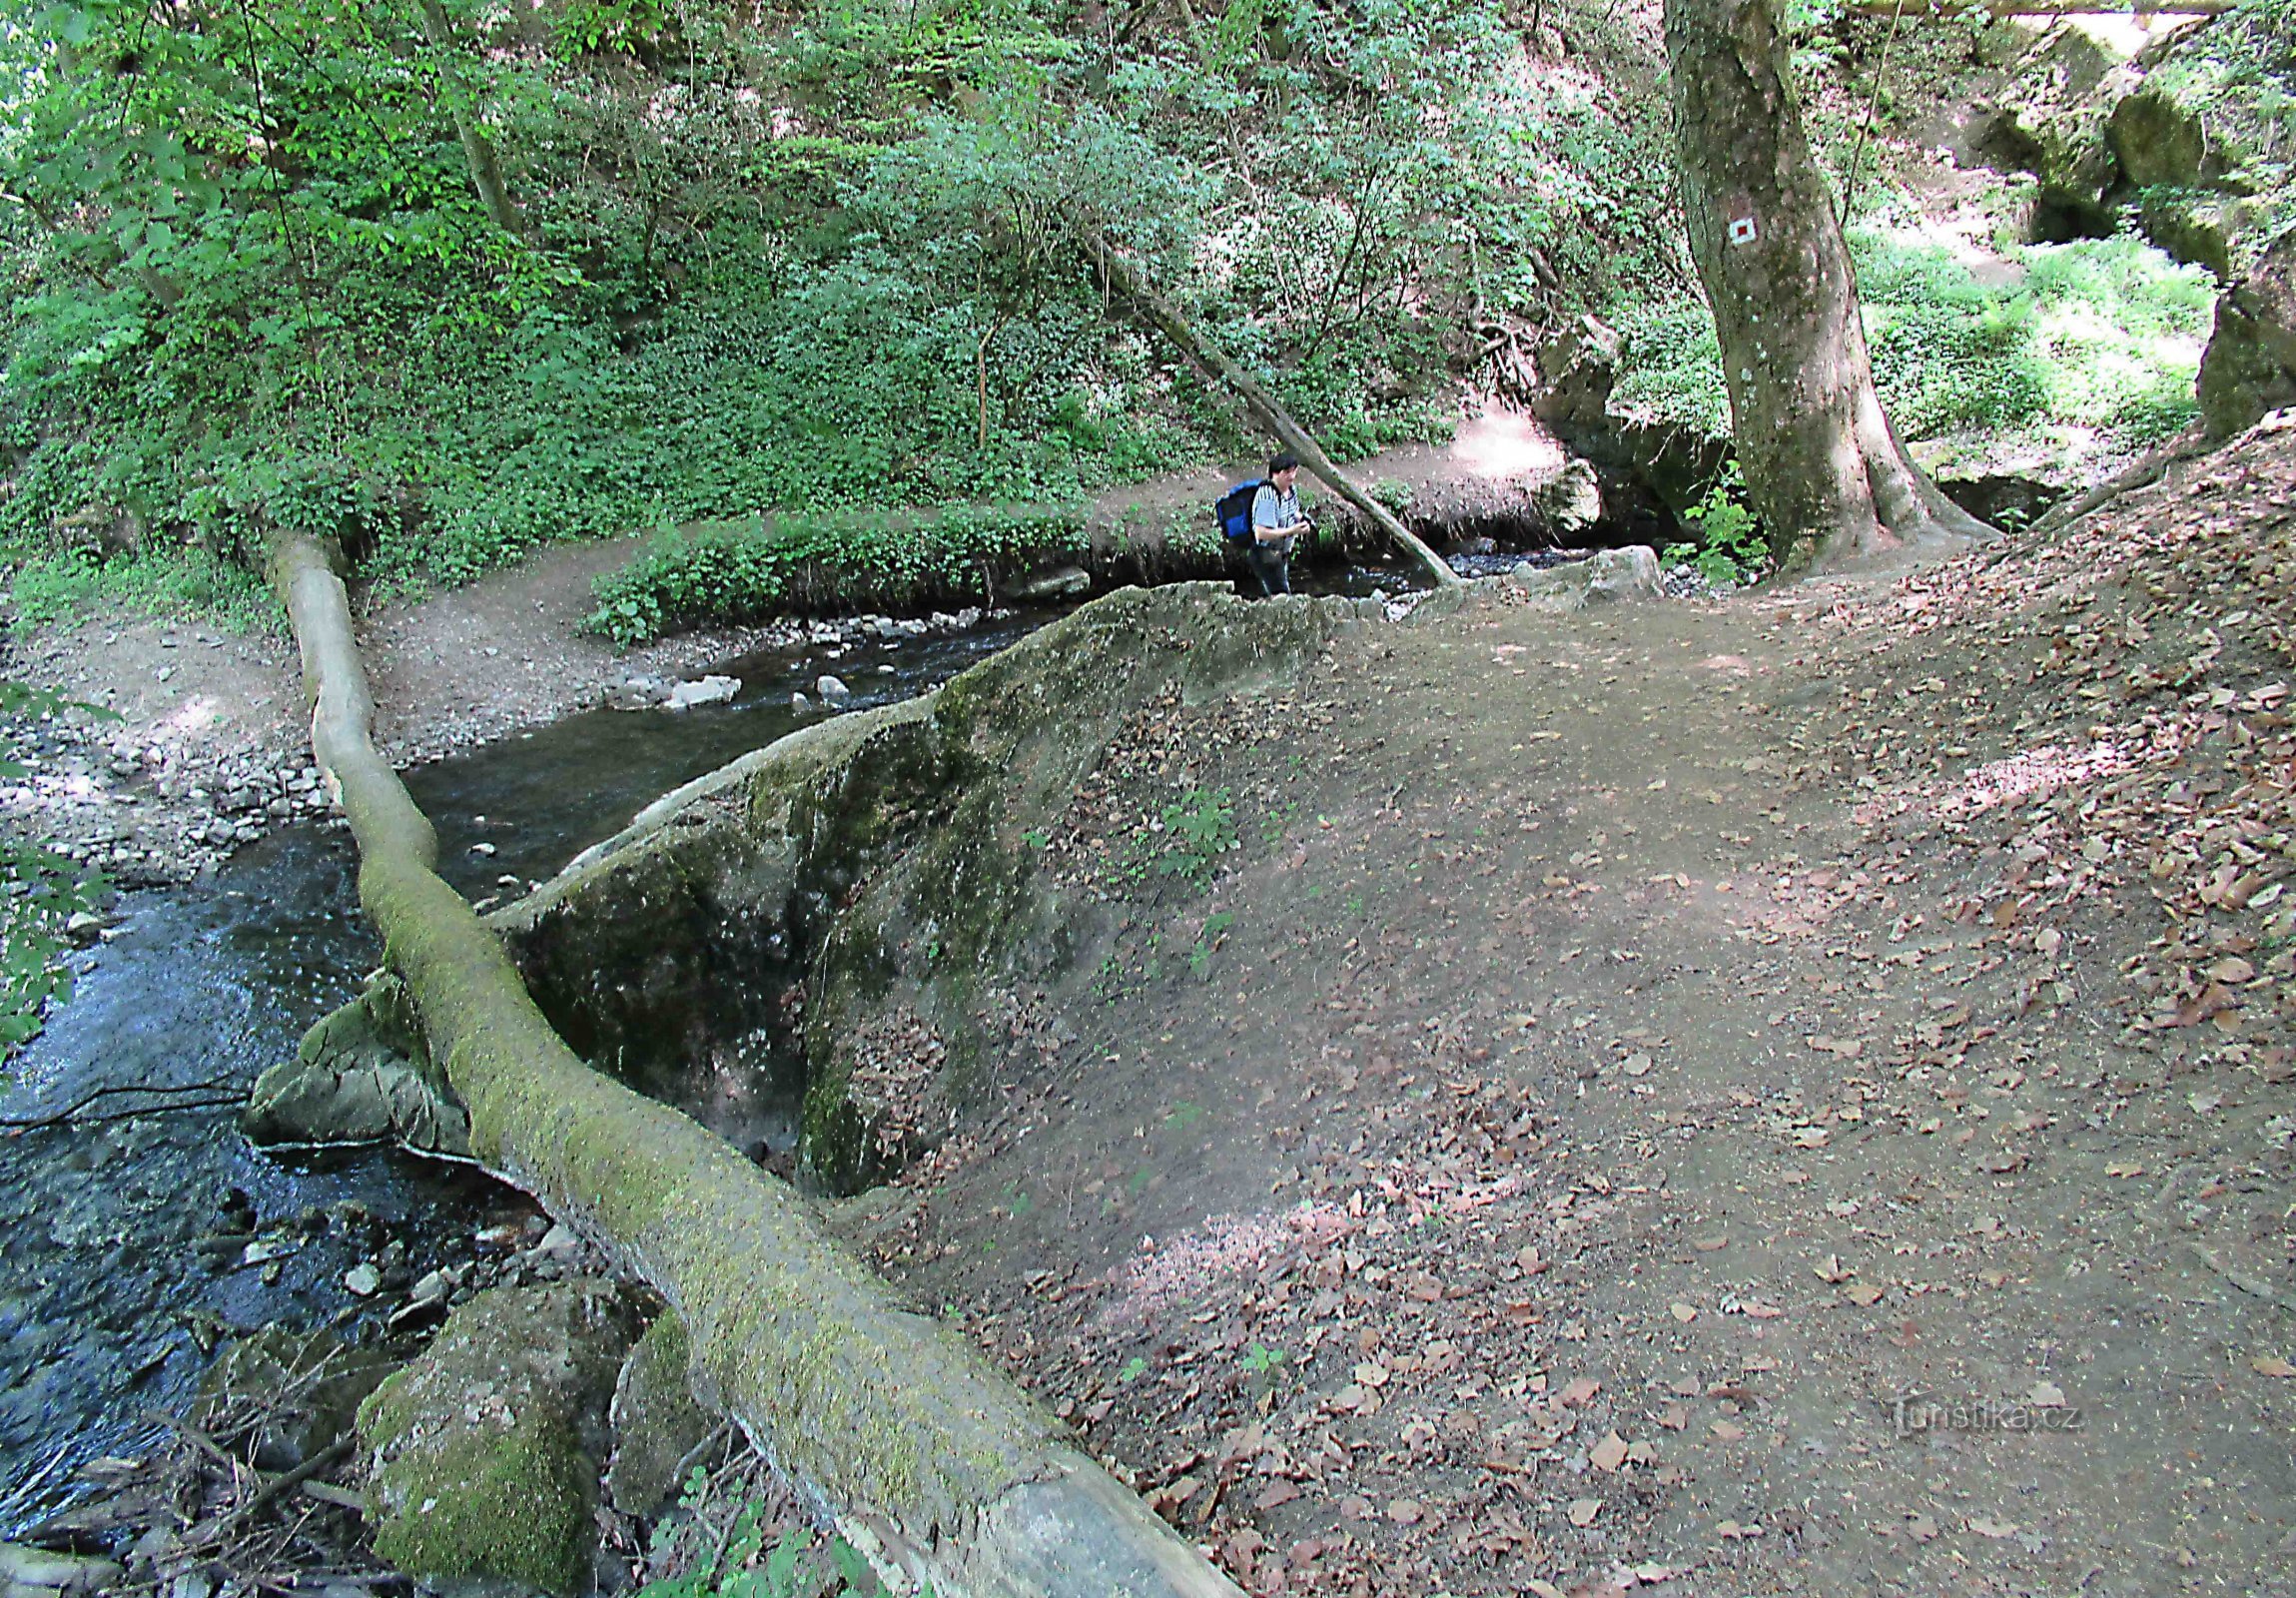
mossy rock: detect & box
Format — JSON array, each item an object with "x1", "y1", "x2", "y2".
[
  {"x1": 358, "y1": 1280, "x2": 639, "y2": 1597},
  {"x1": 491, "y1": 584, "x2": 1366, "y2": 1195},
  {"x1": 2109, "y1": 86, "x2": 2222, "y2": 191},
  {"x1": 2137, "y1": 188, "x2": 2238, "y2": 279},
  {"x1": 2198, "y1": 227, "x2": 2296, "y2": 438},
  {"x1": 605, "y1": 1313, "x2": 715, "y2": 1518},
  {"x1": 245, "y1": 975, "x2": 471, "y2": 1154}
]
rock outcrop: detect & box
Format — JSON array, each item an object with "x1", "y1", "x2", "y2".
[
  {"x1": 358, "y1": 1281, "x2": 639, "y2": 1597},
  {"x1": 493, "y1": 582, "x2": 1376, "y2": 1193},
  {"x1": 2199, "y1": 228, "x2": 2296, "y2": 439}
]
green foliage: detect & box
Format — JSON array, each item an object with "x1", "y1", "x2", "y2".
[
  {"x1": 0, "y1": 683, "x2": 111, "y2": 1063},
  {"x1": 1239, "y1": 1341, "x2": 1287, "y2": 1374},
  {"x1": 585, "y1": 503, "x2": 1088, "y2": 645},
  {"x1": 1154, "y1": 787, "x2": 1238, "y2": 886},
  {"x1": 1188, "y1": 909, "x2": 1234, "y2": 977},
  {"x1": 1611, "y1": 232, "x2": 2214, "y2": 468},
  {"x1": 8, "y1": 544, "x2": 280, "y2": 634},
  {"x1": 1662, "y1": 464, "x2": 1767, "y2": 587},
  {"x1": 637, "y1": 1470, "x2": 927, "y2": 1598},
  {"x1": 0, "y1": 0, "x2": 1682, "y2": 624},
  {"x1": 2140, "y1": 0, "x2": 2296, "y2": 260}
]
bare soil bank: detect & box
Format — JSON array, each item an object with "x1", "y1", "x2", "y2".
[{"x1": 825, "y1": 416, "x2": 2296, "y2": 1597}]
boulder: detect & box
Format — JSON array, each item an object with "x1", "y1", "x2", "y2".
[
  {"x1": 1004, "y1": 563, "x2": 1093, "y2": 602},
  {"x1": 1506, "y1": 546, "x2": 1664, "y2": 610},
  {"x1": 664, "y1": 675, "x2": 740, "y2": 712},
  {"x1": 604, "y1": 1314, "x2": 715, "y2": 1517},
  {"x1": 1531, "y1": 319, "x2": 1729, "y2": 534},
  {"x1": 2137, "y1": 189, "x2": 2236, "y2": 279},
  {"x1": 2198, "y1": 229, "x2": 2296, "y2": 439},
  {"x1": 2108, "y1": 86, "x2": 2222, "y2": 192},
  {"x1": 244, "y1": 975, "x2": 470, "y2": 1156},
  {"x1": 358, "y1": 1280, "x2": 639, "y2": 1598},
  {"x1": 1531, "y1": 458, "x2": 1604, "y2": 541},
  {"x1": 815, "y1": 673, "x2": 852, "y2": 704},
  {"x1": 485, "y1": 584, "x2": 1369, "y2": 1194}
]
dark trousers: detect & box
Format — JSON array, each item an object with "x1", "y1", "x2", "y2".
[{"x1": 1242, "y1": 542, "x2": 1291, "y2": 596}]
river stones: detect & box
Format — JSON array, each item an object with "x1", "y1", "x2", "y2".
[
  {"x1": 665, "y1": 675, "x2": 740, "y2": 711},
  {"x1": 357, "y1": 1280, "x2": 638, "y2": 1597}
]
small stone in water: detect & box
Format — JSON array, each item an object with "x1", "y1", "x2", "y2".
[
  {"x1": 344, "y1": 1262, "x2": 382, "y2": 1296},
  {"x1": 816, "y1": 675, "x2": 851, "y2": 704}
]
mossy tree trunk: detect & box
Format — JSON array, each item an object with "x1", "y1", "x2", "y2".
[
  {"x1": 1105, "y1": 252, "x2": 1465, "y2": 589},
  {"x1": 1664, "y1": 0, "x2": 1993, "y2": 572},
  {"x1": 263, "y1": 528, "x2": 1245, "y2": 1598}
]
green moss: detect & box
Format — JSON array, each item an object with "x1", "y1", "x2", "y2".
[{"x1": 369, "y1": 1411, "x2": 595, "y2": 1597}]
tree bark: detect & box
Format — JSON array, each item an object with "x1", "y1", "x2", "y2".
[
  {"x1": 416, "y1": 0, "x2": 529, "y2": 240},
  {"x1": 1664, "y1": 0, "x2": 1992, "y2": 572},
  {"x1": 262, "y1": 526, "x2": 1245, "y2": 1598},
  {"x1": 1104, "y1": 253, "x2": 1464, "y2": 588}
]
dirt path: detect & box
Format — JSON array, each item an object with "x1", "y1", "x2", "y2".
[
  {"x1": 3, "y1": 412, "x2": 1579, "y2": 884},
  {"x1": 828, "y1": 417, "x2": 2296, "y2": 1597}
]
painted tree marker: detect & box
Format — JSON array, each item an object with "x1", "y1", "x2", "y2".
[{"x1": 1728, "y1": 215, "x2": 1759, "y2": 246}]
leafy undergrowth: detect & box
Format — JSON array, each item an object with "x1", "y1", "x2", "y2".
[
  {"x1": 1610, "y1": 231, "x2": 2214, "y2": 482},
  {"x1": 821, "y1": 417, "x2": 2296, "y2": 1596},
  {"x1": 584, "y1": 502, "x2": 1088, "y2": 645}
]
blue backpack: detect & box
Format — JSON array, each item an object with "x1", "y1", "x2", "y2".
[{"x1": 1215, "y1": 479, "x2": 1265, "y2": 542}]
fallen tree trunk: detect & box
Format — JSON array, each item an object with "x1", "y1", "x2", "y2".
[
  {"x1": 263, "y1": 527, "x2": 1244, "y2": 1598},
  {"x1": 1104, "y1": 252, "x2": 1465, "y2": 590}
]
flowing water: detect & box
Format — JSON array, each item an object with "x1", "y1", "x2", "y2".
[
  {"x1": 0, "y1": 609, "x2": 1051, "y2": 1536},
  {"x1": 0, "y1": 557, "x2": 1539, "y2": 1534}
]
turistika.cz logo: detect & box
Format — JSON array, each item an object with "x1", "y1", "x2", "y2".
[{"x1": 1888, "y1": 1393, "x2": 2084, "y2": 1437}]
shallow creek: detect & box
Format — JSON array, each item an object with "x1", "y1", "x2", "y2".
[
  {"x1": 0, "y1": 556, "x2": 1531, "y2": 1531},
  {"x1": 0, "y1": 608, "x2": 1058, "y2": 1533}
]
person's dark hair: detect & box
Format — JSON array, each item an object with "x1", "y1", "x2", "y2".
[{"x1": 1269, "y1": 451, "x2": 1300, "y2": 475}]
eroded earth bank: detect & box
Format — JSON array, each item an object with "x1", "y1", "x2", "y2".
[{"x1": 247, "y1": 413, "x2": 2296, "y2": 1597}]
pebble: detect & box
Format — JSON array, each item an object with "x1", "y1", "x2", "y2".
[{"x1": 344, "y1": 1262, "x2": 382, "y2": 1296}]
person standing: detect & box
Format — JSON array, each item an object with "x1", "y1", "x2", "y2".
[{"x1": 1245, "y1": 452, "x2": 1312, "y2": 596}]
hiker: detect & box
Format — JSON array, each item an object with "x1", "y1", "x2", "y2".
[{"x1": 1244, "y1": 453, "x2": 1311, "y2": 596}]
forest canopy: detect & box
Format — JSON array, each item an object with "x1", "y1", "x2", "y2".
[{"x1": 0, "y1": 0, "x2": 2284, "y2": 609}]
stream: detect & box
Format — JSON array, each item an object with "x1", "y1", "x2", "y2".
[
  {"x1": 0, "y1": 555, "x2": 1540, "y2": 1534},
  {"x1": 0, "y1": 606, "x2": 1056, "y2": 1536}
]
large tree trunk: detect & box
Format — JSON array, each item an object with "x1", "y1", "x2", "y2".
[
  {"x1": 262, "y1": 527, "x2": 1245, "y2": 1598},
  {"x1": 1104, "y1": 253, "x2": 1464, "y2": 589},
  {"x1": 416, "y1": 0, "x2": 529, "y2": 240},
  {"x1": 1664, "y1": 0, "x2": 1992, "y2": 572}
]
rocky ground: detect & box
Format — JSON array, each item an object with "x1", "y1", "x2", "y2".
[
  {"x1": 816, "y1": 412, "x2": 2296, "y2": 1597},
  {"x1": 0, "y1": 536, "x2": 995, "y2": 892}
]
